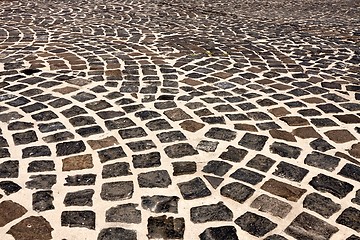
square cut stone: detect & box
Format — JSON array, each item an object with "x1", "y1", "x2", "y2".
[
  {"x1": 87, "y1": 136, "x2": 119, "y2": 150},
  {"x1": 251, "y1": 194, "x2": 292, "y2": 218},
  {"x1": 261, "y1": 179, "x2": 306, "y2": 201},
  {"x1": 286, "y1": 212, "x2": 338, "y2": 239},
  {"x1": 309, "y1": 174, "x2": 353, "y2": 199},
  {"x1": 62, "y1": 154, "x2": 93, "y2": 171},
  {"x1": 220, "y1": 182, "x2": 255, "y2": 203},
  {"x1": 164, "y1": 108, "x2": 192, "y2": 121},
  {"x1": 178, "y1": 177, "x2": 211, "y2": 200},
  {"x1": 235, "y1": 212, "x2": 277, "y2": 237},
  {"x1": 238, "y1": 133, "x2": 268, "y2": 151},
  {"x1": 219, "y1": 146, "x2": 248, "y2": 162}
]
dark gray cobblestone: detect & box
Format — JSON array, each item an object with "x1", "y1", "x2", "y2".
[{"x1": 0, "y1": 0, "x2": 359, "y2": 238}]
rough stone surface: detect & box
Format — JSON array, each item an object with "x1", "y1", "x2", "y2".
[
  {"x1": 285, "y1": 212, "x2": 339, "y2": 240},
  {"x1": 309, "y1": 174, "x2": 354, "y2": 199},
  {"x1": 190, "y1": 202, "x2": 233, "y2": 223},
  {"x1": 7, "y1": 216, "x2": 53, "y2": 240},
  {"x1": 261, "y1": 179, "x2": 306, "y2": 201},
  {"x1": 220, "y1": 182, "x2": 255, "y2": 203},
  {"x1": 61, "y1": 211, "x2": 95, "y2": 229},
  {"x1": 199, "y1": 226, "x2": 239, "y2": 240},
  {"x1": 141, "y1": 195, "x2": 179, "y2": 213},
  {"x1": 235, "y1": 212, "x2": 277, "y2": 237},
  {"x1": 250, "y1": 194, "x2": 292, "y2": 218},
  {"x1": 178, "y1": 177, "x2": 211, "y2": 200},
  {"x1": 0, "y1": 200, "x2": 27, "y2": 227},
  {"x1": 106, "y1": 203, "x2": 141, "y2": 223},
  {"x1": 303, "y1": 193, "x2": 341, "y2": 218},
  {"x1": 147, "y1": 215, "x2": 185, "y2": 239},
  {"x1": 98, "y1": 228, "x2": 137, "y2": 240}
]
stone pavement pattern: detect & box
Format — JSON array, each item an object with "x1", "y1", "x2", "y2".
[{"x1": 0, "y1": 0, "x2": 359, "y2": 239}]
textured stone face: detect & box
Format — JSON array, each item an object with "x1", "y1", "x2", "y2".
[
  {"x1": 190, "y1": 202, "x2": 233, "y2": 223},
  {"x1": 147, "y1": 216, "x2": 185, "y2": 239},
  {"x1": 0, "y1": 200, "x2": 27, "y2": 227},
  {"x1": 199, "y1": 226, "x2": 239, "y2": 240},
  {"x1": 235, "y1": 212, "x2": 277, "y2": 237},
  {"x1": 261, "y1": 179, "x2": 306, "y2": 201},
  {"x1": 285, "y1": 212, "x2": 338, "y2": 240},
  {"x1": 7, "y1": 216, "x2": 53, "y2": 240},
  {"x1": 178, "y1": 177, "x2": 211, "y2": 200}
]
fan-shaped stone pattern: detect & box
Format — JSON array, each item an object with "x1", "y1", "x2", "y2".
[{"x1": 0, "y1": 0, "x2": 359, "y2": 238}]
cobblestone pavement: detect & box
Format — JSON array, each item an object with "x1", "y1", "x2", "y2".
[{"x1": 0, "y1": 0, "x2": 360, "y2": 239}]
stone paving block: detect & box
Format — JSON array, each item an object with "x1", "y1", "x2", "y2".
[
  {"x1": 164, "y1": 143, "x2": 198, "y2": 158},
  {"x1": 235, "y1": 211, "x2": 277, "y2": 237},
  {"x1": 172, "y1": 161, "x2": 196, "y2": 176},
  {"x1": 202, "y1": 160, "x2": 232, "y2": 176},
  {"x1": 238, "y1": 133, "x2": 268, "y2": 151},
  {"x1": 309, "y1": 174, "x2": 354, "y2": 198},
  {"x1": 102, "y1": 162, "x2": 132, "y2": 178},
  {"x1": 147, "y1": 215, "x2": 185, "y2": 239},
  {"x1": 56, "y1": 141, "x2": 86, "y2": 156},
  {"x1": 230, "y1": 168, "x2": 265, "y2": 185},
  {"x1": 100, "y1": 181, "x2": 133, "y2": 201},
  {"x1": 205, "y1": 127, "x2": 237, "y2": 141},
  {"x1": 180, "y1": 120, "x2": 205, "y2": 132},
  {"x1": 199, "y1": 226, "x2": 239, "y2": 240},
  {"x1": 64, "y1": 189, "x2": 94, "y2": 207},
  {"x1": 98, "y1": 228, "x2": 137, "y2": 240},
  {"x1": 336, "y1": 207, "x2": 360, "y2": 232},
  {"x1": 178, "y1": 177, "x2": 211, "y2": 200},
  {"x1": 127, "y1": 140, "x2": 157, "y2": 152},
  {"x1": 285, "y1": 212, "x2": 338, "y2": 240},
  {"x1": 157, "y1": 130, "x2": 187, "y2": 143},
  {"x1": 220, "y1": 182, "x2": 255, "y2": 203},
  {"x1": 32, "y1": 190, "x2": 54, "y2": 212},
  {"x1": 106, "y1": 203, "x2": 141, "y2": 223},
  {"x1": 164, "y1": 108, "x2": 192, "y2": 121},
  {"x1": 0, "y1": 181, "x2": 21, "y2": 195},
  {"x1": 270, "y1": 142, "x2": 302, "y2": 159},
  {"x1": 273, "y1": 161, "x2": 309, "y2": 182},
  {"x1": 0, "y1": 160, "x2": 19, "y2": 178},
  {"x1": 303, "y1": 192, "x2": 341, "y2": 218},
  {"x1": 141, "y1": 195, "x2": 179, "y2": 213},
  {"x1": 196, "y1": 140, "x2": 219, "y2": 152},
  {"x1": 38, "y1": 121, "x2": 66, "y2": 133},
  {"x1": 269, "y1": 129, "x2": 297, "y2": 142},
  {"x1": 264, "y1": 235, "x2": 288, "y2": 240},
  {"x1": 98, "y1": 146, "x2": 127, "y2": 163},
  {"x1": 246, "y1": 154, "x2": 276, "y2": 172},
  {"x1": 190, "y1": 201, "x2": 233, "y2": 223},
  {"x1": 338, "y1": 163, "x2": 360, "y2": 182},
  {"x1": 7, "y1": 216, "x2": 53, "y2": 240},
  {"x1": 138, "y1": 170, "x2": 171, "y2": 188},
  {"x1": 62, "y1": 154, "x2": 93, "y2": 171},
  {"x1": 0, "y1": 200, "x2": 27, "y2": 227},
  {"x1": 309, "y1": 138, "x2": 335, "y2": 152},
  {"x1": 75, "y1": 125, "x2": 104, "y2": 137},
  {"x1": 218, "y1": 146, "x2": 248, "y2": 162},
  {"x1": 353, "y1": 190, "x2": 360, "y2": 205},
  {"x1": 304, "y1": 151, "x2": 340, "y2": 171},
  {"x1": 61, "y1": 211, "x2": 95, "y2": 229},
  {"x1": 22, "y1": 145, "x2": 51, "y2": 158},
  {"x1": 261, "y1": 179, "x2": 306, "y2": 201},
  {"x1": 250, "y1": 194, "x2": 292, "y2": 218},
  {"x1": 324, "y1": 129, "x2": 356, "y2": 143},
  {"x1": 64, "y1": 174, "x2": 96, "y2": 186},
  {"x1": 26, "y1": 175, "x2": 56, "y2": 190}
]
